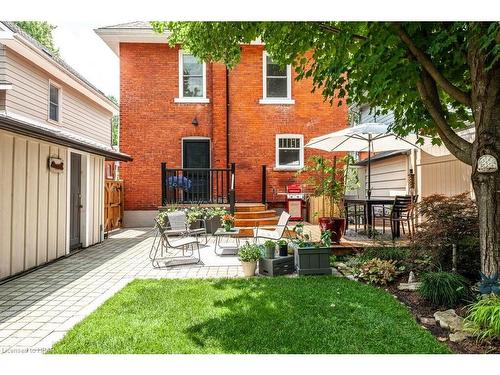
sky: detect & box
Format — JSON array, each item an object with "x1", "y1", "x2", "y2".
[{"x1": 52, "y1": 21, "x2": 120, "y2": 99}]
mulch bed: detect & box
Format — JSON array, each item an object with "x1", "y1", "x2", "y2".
[{"x1": 386, "y1": 277, "x2": 500, "y2": 354}]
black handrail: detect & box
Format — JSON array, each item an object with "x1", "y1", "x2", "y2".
[{"x1": 161, "y1": 163, "x2": 235, "y2": 205}]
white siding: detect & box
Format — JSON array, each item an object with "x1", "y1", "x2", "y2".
[
  {"x1": 359, "y1": 105, "x2": 394, "y2": 125},
  {"x1": 3, "y1": 47, "x2": 112, "y2": 145},
  {"x1": 417, "y1": 151, "x2": 473, "y2": 198},
  {"x1": 364, "y1": 155, "x2": 409, "y2": 198},
  {"x1": 0, "y1": 129, "x2": 105, "y2": 280}
]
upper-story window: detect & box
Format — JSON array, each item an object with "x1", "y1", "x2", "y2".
[
  {"x1": 48, "y1": 82, "x2": 61, "y2": 122},
  {"x1": 275, "y1": 134, "x2": 304, "y2": 170},
  {"x1": 260, "y1": 52, "x2": 294, "y2": 105},
  {"x1": 175, "y1": 50, "x2": 209, "y2": 104}
]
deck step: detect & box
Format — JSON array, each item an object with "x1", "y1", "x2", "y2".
[
  {"x1": 234, "y1": 210, "x2": 276, "y2": 219},
  {"x1": 235, "y1": 203, "x2": 267, "y2": 212},
  {"x1": 234, "y1": 216, "x2": 279, "y2": 227}
]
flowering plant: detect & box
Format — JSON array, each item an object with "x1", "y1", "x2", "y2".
[{"x1": 221, "y1": 214, "x2": 235, "y2": 231}]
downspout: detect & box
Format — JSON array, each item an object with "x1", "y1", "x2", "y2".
[{"x1": 225, "y1": 67, "x2": 230, "y2": 167}]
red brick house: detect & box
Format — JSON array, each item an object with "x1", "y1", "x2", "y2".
[{"x1": 96, "y1": 22, "x2": 348, "y2": 225}]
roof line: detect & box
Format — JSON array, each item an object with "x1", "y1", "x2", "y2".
[
  {"x1": 0, "y1": 113, "x2": 132, "y2": 162},
  {"x1": 1, "y1": 21, "x2": 118, "y2": 113}
]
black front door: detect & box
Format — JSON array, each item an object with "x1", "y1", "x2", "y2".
[
  {"x1": 70, "y1": 153, "x2": 82, "y2": 250},
  {"x1": 183, "y1": 139, "x2": 210, "y2": 203}
]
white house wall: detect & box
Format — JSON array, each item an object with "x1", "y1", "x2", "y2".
[
  {"x1": 366, "y1": 155, "x2": 409, "y2": 198},
  {"x1": 3, "y1": 47, "x2": 112, "y2": 145},
  {"x1": 0, "y1": 129, "x2": 105, "y2": 280}
]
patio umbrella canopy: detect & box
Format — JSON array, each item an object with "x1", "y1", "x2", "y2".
[{"x1": 305, "y1": 123, "x2": 419, "y2": 199}]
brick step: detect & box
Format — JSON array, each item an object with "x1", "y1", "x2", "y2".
[
  {"x1": 234, "y1": 210, "x2": 277, "y2": 219},
  {"x1": 235, "y1": 203, "x2": 267, "y2": 212},
  {"x1": 234, "y1": 216, "x2": 279, "y2": 227}
]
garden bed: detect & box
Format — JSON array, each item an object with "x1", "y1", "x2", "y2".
[{"x1": 386, "y1": 278, "x2": 500, "y2": 354}]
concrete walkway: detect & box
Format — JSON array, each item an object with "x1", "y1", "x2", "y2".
[{"x1": 0, "y1": 228, "x2": 245, "y2": 354}]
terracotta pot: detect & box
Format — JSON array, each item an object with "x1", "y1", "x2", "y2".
[
  {"x1": 241, "y1": 261, "x2": 257, "y2": 277},
  {"x1": 318, "y1": 217, "x2": 346, "y2": 243}
]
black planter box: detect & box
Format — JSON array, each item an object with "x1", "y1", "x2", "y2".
[
  {"x1": 205, "y1": 216, "x2": 221, "y2": 234},
  {"x1": 294, "y1": 246, "x2": 331, "y2": 276},
  {"x1": 259, "y1": 255, "x2": 294, "y2": 277}
]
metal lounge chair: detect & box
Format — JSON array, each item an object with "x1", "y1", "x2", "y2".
[
  {"x1": 253, "y1": 211, "x2": 291, "y2": 243},
  {"x1": 166, "y1": 211, "x2": 207, "y2": 241},
  {"x1": 150, "y1": 218, "x2": 201, "y2": 268}
]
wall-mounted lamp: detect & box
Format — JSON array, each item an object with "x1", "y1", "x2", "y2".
[{"x1": 192, "y1": 117, "x2": 199, "y2": 126}]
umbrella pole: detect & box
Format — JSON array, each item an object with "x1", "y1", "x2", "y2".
[{"x1": 367, "y1": 134, "x2": 371, "y2": 200}]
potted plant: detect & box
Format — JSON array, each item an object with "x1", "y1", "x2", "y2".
[
  {"x1": 238, "y1": 242, "x2": 262, "y2": 277},
  {"x1": 297, "y1": 154, "x2": 358, "y2": 243},
  {"x1": 221, "y1": 213, "x2": 235, "y2": 232},
  {"x1": 277, "y1": 239, "x2": 288, "y2": 257},
  {"x1": 264, "y1": 240, "x2": 276, "y2": 259},
  {"x1": 291, "y1": 223, "x2": 332, "y2": 276},
  {"x1": 205, "y1": 207, "x2": 227, "y2": 234},
  {"x1": 187, "y1": 206, "x2": 204, "y2": 229}
]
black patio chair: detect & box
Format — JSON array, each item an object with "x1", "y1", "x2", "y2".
[{"x1": 372, "y1": 195, "x2": 418, "y2": 239}]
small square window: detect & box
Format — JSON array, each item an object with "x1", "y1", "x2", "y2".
[
  {"x1": 49, "y1": 84, "x2": 60, "y2": 122},
  {"x1": 276, "y1": 135, "x2": 303, "y2": 170}
]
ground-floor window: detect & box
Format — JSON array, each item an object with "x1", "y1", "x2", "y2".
[{"x1": 275, "y1": 134, "x2": 304, "y2": 170}]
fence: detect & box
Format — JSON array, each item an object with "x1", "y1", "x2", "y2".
[{"x1": 104, "y1": 179, "x2": 124, "y2": 233}]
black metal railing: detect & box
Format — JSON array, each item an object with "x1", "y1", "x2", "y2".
[{"x1": 161, "y1": 163, "x2": 235, "y2": 206}]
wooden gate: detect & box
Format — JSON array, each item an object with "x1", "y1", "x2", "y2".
[{"x1": 104, "y1": 179, "x2": 124, "y2": 233}]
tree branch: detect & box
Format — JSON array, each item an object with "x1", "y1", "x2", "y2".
[
  {"x1": 416, "y1": 71, "x2": 473, "y2": 165},
  {"x1": 316, "y1": 22, "x2": 367, "y2": 41},
  {"x1": 393, "y1": 22, "x2": 472, "y2": 107}
]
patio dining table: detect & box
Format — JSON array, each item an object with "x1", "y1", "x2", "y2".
[{"x1": 344, "y1": 197, "x2": 400, "y2": 238}]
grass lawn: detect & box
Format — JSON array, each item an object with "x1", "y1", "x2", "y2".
[{"x1": 49, "y1": 277, "x2": 449, "y2": 354}]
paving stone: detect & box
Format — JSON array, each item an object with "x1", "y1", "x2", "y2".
[{"x1": 0, "y1": 229, "x2": 245, "y2": 350}]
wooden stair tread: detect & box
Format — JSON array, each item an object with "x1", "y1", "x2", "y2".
[
  {"x1": 234, "y1": 210, "x2": 276, "y2": 219},
  {"x1": 235, "y1": 216, "x2": 280, "y2": 226},
  {"x1": 235, "y1": 203, "x2": 267, "y2": 212}
]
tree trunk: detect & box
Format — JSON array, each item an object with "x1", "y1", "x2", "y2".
[{"x1": 469, "y1": 31, "x2": 500, "y2": 276}]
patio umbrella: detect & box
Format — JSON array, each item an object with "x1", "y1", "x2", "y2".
[{"x1": 305, "y1": 123, "x2": 420, "y2": 199}]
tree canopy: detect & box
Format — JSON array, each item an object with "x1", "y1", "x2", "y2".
[
  {"x1": 15, "y1": 21, "x2": 59, "y2": 55},
  {"x1": 152, "y1": 22, "x2": 499, "y2": 165}
]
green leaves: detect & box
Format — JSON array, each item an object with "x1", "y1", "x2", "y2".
[{"x1": 15, "y1": 21, "x2": 59, "y2": 55}]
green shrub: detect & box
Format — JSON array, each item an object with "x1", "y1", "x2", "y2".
[
  {"x1": 413, "y1": 194, "x2": 479, "y2": 278},
  {"x1": 419, "y1": 271, "x2": 469, "y2": 307},
  {"x1": 464, "y1": 295, "x2": 500, "y2": 342},
  {"x1": 360, "y1": 246, "x2": 409, "y2": 264},
  {"x1": 238, "y1": 243, "x2": 262, "y2": 262},
  {"x1": 357, "y1": 258, "x2": 397, "y2": 285}
]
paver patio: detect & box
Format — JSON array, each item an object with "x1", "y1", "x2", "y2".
[{"x1": 0, "y1": 228, "x2": 245, "y2": 354}]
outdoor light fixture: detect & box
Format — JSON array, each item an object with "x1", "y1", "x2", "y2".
[{"x1": 192, "y1": 117, "x2": 199, "y2": 126}]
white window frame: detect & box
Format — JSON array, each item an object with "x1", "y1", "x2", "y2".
[
  {"x1": 48, "y1": 80, "x2": 62, "y2": 124},
  {"x1": 260, "y1": 51, "x2": 294, "y2": 105},
  {"x1": 275, "y1": 134, "x2": 304, "y2": 171},
  {"x1": 174, "y1": 50, "x2": 209, "y2": 104}
]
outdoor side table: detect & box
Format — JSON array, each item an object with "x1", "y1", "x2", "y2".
[
  {"x1": 213, "y1": 228, "x2": 241, "y2": 256},
  {"x1": 259, "y1": 255, "x2": 295, "y2": 276}
]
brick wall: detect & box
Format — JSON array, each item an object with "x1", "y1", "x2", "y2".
[{"x1": 120, "y1": 43, "x2": 347, "y2": 210}]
